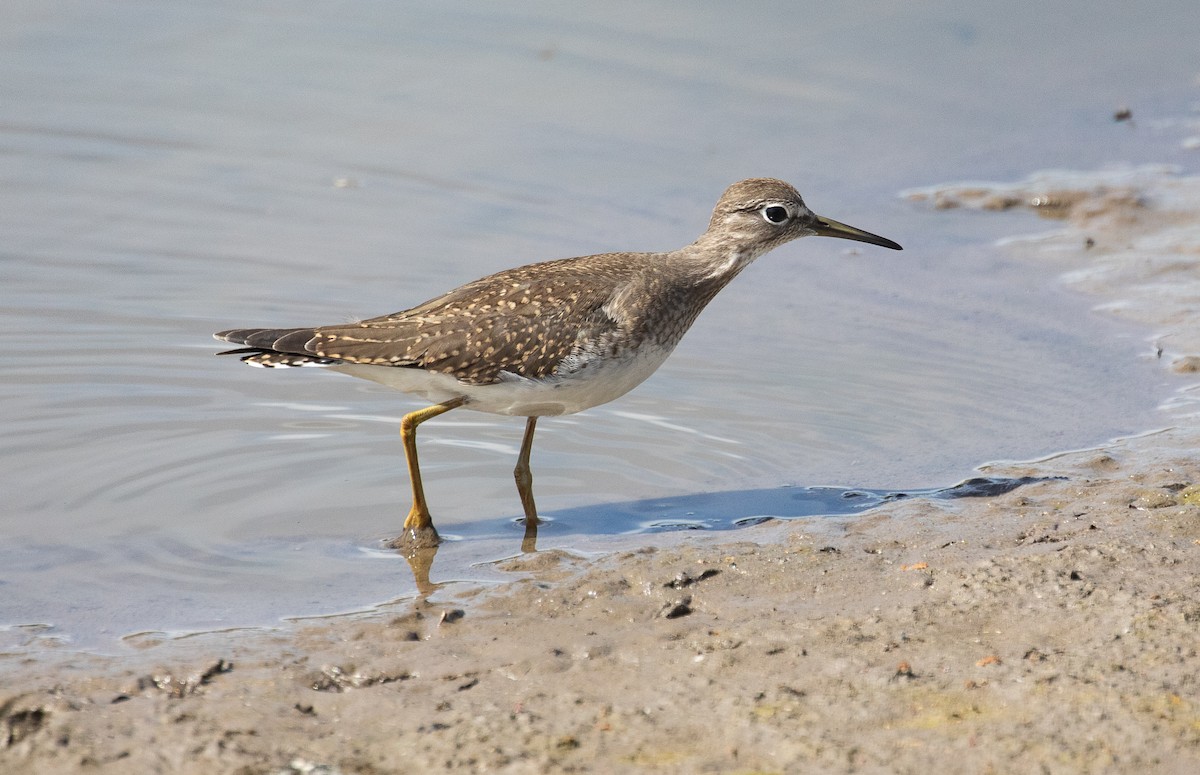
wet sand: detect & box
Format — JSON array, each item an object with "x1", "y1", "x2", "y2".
[{"x1": 3, "y1": 172, "x2": 1199, "y2": 773}]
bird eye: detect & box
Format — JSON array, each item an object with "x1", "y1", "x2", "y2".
[{"x1": 762, "y1": 205, "x2": 790, "y2": 224}]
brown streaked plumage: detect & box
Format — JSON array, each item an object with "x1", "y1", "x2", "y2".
[{"x1": 216, "y1": 178, "x2": 902, "y2": 545}]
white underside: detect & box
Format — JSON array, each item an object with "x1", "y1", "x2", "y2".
[{"x1": 329, "y1": 344, "x2": 676, "y2": 417}]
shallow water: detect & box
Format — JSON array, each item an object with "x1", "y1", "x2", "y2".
[{"x1": 2, "y1": 1, "x2": 1198, "y2": 652}]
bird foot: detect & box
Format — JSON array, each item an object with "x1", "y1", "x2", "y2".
[{"x1": 386, "y1": 523, "x2": 441, "y2": 553}]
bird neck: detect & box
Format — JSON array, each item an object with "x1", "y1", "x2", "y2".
[{"x1": 679, "y1": 230, "x2": 765, "y2": 285}]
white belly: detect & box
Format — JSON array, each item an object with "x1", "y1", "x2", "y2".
[{"x1": 331, "y1": 343, "x2": 676, "y2": 417}]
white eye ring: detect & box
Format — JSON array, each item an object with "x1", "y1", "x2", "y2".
[{"x1": 761, "y1": 204, "x2": 790, "y2": 225}]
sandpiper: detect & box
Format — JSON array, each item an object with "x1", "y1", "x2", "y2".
[{"x1": 216, "y1": 178, "x2": 901, "y2": 543}]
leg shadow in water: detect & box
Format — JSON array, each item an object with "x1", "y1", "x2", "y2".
[{"x1": 384, "y1": 475, "x2": 1059, "y2": 594}]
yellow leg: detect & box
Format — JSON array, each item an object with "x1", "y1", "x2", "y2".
[
  {"x1": 514, "y1": 416, "x2": 541, "y2": 526},
  {"x1": 401, "y1": 397, "x2": 466, "y2": 532}
]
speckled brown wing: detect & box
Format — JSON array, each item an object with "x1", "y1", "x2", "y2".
[
  {"x1": 219, "y1": 254, "x2": 640, "y2": 385},
  {"x1": 311, "y1": 255, "x2": 637, "y2": 384}
]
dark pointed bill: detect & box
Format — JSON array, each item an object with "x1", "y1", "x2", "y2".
[{"x1": 812, "y1": 216, "x2": 903, "y2": 251}]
